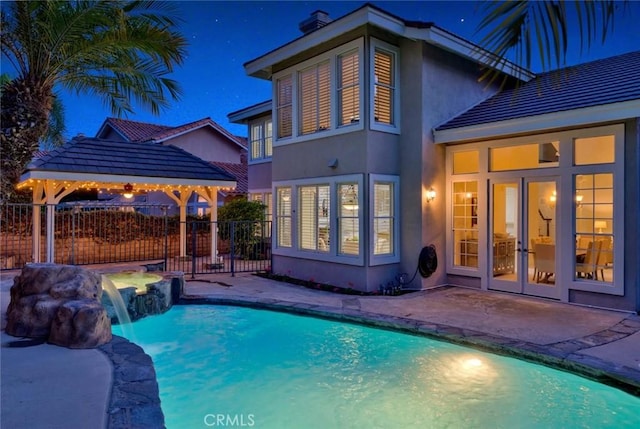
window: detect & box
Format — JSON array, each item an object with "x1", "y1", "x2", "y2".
[
  {"x1": 299, "y1": 185, "x2": 330, "y2": 252},
  {"x1": 338, "y1": 50, "x2": 360, "y2": 126},
  {"x1": 276, "y1": 75, "x2": 292, "y2": 139},
  {"x1": 574, "y1": 135, "x2": 614, "y2": 165},
  {"x1": 275, "y1": 187, "x2": 291, "y2": 247},
  {"x1": 373, "y1": 48, "x2": 395, "y2": 125},
  {"x1": 453, "y1": 151, "x2": 479, "y2": 174},
  {"x1": 299, "y1": 62, "x2": 331, "y2": 135},
  {"x1": 250, "y1": 119, "x2": 272, "y2": 161},
  {"x1": 272, "y1": 39, "x2": 363, "y2": 143},
  {"x1": 575, "y1": 173, "x2": 614, "y2": 283},
  {"x1": 490, "y1": 142, "x2": 559, "y2": 171},
  {"x1": 452, "y1": 181, "x2": 479, "y2": 268},
  {"x1": 249, "y1": 192, "x2": 272, "y2": 237},
  {"x1": 372, "y1": 182, "x2": 392, "y2": 255},
  {"x1": 338, "y1": 184, "x2": 359, "y2": 255},
  {"x1": 370, "y1": 174, "x2": 400, "y2": 265}
]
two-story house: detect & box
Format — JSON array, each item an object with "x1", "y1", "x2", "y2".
[{"x1": 229, "y1": 4, "x2": 640, "y2": 312}]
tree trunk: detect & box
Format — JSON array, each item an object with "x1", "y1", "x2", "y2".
[{"x1": 0, "y1": 77, "x2": 53, "y2": 202}]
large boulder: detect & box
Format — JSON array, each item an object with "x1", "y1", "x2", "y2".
[{"x1": 5, "y1": 264, "x2": 111, "y2": 348}]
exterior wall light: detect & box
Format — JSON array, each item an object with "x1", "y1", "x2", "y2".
[{"x1": 425, "y1": 187, "x2": 436, "y2": 203}]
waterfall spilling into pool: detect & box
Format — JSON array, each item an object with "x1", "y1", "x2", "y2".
[{"x1": 113, "y1": 305, "x2": 640, "y2": 429}]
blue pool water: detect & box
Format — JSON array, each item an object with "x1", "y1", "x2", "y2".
[{"x1": 113, "y1": 305, "x2": 640, "y2": 429}]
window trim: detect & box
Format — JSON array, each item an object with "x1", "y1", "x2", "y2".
[
  {"x1": 271, "y1": 38, "x2": 364, "y2": 147},
  {"x1": 272, "y1": 174, "x2": 364, "y2": 265},
  {"x1": 369, "y1": 174, "x2": 400, "y2": 265},
  {"x1": 369, "y1": 38, "x2": 400, "y2": 134}
]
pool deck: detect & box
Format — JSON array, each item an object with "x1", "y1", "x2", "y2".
[{"x1": 2, "y1": 271, "x2": 640, "y2": 429}]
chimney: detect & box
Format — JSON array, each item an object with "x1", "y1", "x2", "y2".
[{"x1": 299, "y1": 10, "x2": 332, "y2": 35}]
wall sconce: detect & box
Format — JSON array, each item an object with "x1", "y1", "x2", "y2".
[
  {"x1": 123, "y1": 183, "x2": 134, "y2": 199},
  {"x1": 575, "y1": 193, "x2": 583, "y2": 207},
  {"x1": 425, "y1": 187, "x2": 436, "y2": 203},
  {"x1": 549, "y1": 190, "x2": 557, "y2": 205}
]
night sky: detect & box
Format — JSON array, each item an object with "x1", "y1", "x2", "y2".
[{"x1": 12, "y1": 0, "x2": 640, "y2": 140}]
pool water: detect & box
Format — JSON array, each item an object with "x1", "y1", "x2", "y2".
[
  {"x1": 113, "y1": 305, "x2": 640, "y2": 429},
  {"x1": 104, "y1": 272, "x2": 162, "y2": 294}
]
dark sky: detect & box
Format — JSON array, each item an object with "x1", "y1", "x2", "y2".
[{"x1": 52, "y1": 1, "x2": 640, "y2": 139}]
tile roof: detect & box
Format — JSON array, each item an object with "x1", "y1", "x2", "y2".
[
  {"x1": 211, "y1": 161, "x2": 248, "y2": 194},
  {"x1": 100, "y1": 117, "x2": 245, "y2": 147},
  {"x1": 24, "y1": 137, "x2": 236, "y2": 183},
  {"x1": 437, "y1": 50, "x2": 640, "y2": 131}
]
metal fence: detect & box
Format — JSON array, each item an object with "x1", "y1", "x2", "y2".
[{"x1": 1, "y1": 203, "x2": 271, "y2": 276}]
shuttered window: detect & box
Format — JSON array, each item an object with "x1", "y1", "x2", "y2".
[
  {"x1": 277, "y1": 75, "x2": 292, "y2": 138},
  {"x1": 276, "y1": 187, "x2": 291, "y2": 247},
  {"x1": 299, "y1": 62, "x2": 331, "y2": 135},
  {"x1": 374, "y1": 48, "x2": 395, "y2": 125},
  {"x1": 373, "y1": 182, "x2": 393, "y2": 255},
  {"x1": 250, "y1": 123, "x2": 263, "y2": 160},
  {"x1": 338, "y1": 183, "x2": 360, "y2": 255},
  {"x1": 338, "y1": 50, "x2": 360, "y2": 126},
  {"x1": 299, "y1": 185, "x2": 330, "y2": 252}
]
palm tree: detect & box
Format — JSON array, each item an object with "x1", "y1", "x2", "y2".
[
  {"x1": 475, "y1": 0, "x2": 623, "y2": 84},
  {"x1": 0, "y1": 1, "x2": 187, "y2": 201}
]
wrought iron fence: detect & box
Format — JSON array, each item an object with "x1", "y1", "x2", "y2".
[{"x1": 1, "y1": 202, "x2": 272, "y2": 276}]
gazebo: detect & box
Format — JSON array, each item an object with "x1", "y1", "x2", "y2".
[{"x1": 17, "y1": 136, "x2": 237, "y2": 264}]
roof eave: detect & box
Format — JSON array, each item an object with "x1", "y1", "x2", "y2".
[
  {"x1": 228, "y1": 100, "x2": 273, "y2": 124},
  {"x1": 244, "y1": 5, "x2": 532, "y2": 82},
  {"x1": 18, "y1": 170, "x2": 237, "y2": 188},
  {"x1": 433, "y1": 100, "x2": 640, "y2": 144}
]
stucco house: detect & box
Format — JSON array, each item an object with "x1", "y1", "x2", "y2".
[
  {"x1": 96, "y1": 117, "x2": 248, "y2": 211},
  {"x1": 228, "y1": 4, "x2": 640, "y2": 312}
]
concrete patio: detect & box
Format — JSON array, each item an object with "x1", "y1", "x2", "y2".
[{"x1": 1, "y1": 270, "x2": 639, "y2": 429}]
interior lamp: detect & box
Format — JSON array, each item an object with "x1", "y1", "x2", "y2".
[
  {"x1": 123, "y1": 183, "x2": 134, "y2": 199},
  {"x1": 594, "y1": 220, "x2": 607, "y2": 233},
  {"x1": 425, "y1": 187, "x2": 436, "y2": 203}
]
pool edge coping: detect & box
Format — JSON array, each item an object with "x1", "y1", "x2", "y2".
[{"x1": 180, "y1": 294, "x2": 640, "y2": 398}]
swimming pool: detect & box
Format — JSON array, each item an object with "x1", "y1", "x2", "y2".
[{"x1": 113, "y1": 305, "x2": 640, "y2": 428}]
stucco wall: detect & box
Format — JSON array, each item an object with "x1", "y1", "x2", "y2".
[
  {"x1": 165, "y1": 127, "x2": 242, "y2": 163},
  {"x1": 248, "y1": 161, "x2": 272, "y2": 192},
  {"x1": 398, "y1": 40, "x2": 501, "y2": 290}
]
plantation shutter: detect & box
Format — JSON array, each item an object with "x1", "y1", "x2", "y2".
[
  {"x1": 299, "y1": 62, "x2": 330, "y2": 135},
  {"x1": 373, "y1": 182, "x2": 393, "y2": 255},
  {"x1": 299, "y1": 186, "x2": 317, "y2": 249},
  {"x1": 374, "y1": 49, "x2": 394, "y2": 125},
  {"x1": 276, "y1": 188, "x2": 291, "y2": 247},
  {"x1": 338, "y1": 50, "x2": 360, "y2": 125},
  {"x1": 277, "y1": 76, "x2": 292, "y2": 138}
]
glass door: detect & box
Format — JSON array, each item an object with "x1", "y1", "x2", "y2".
[
  {"x1": 489, "y1": 177, "x2": 559, "y2": 298},
  {"x1": 523, "y1": 178, "x2": 559, "y2": 298},
  {"x1": 489, "y1": 180, "x2": 520, "y2": 293}
]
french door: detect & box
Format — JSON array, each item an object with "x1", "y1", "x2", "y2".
[{"x1": 489, "y1": 177, "x2": 560, "y2": 299}]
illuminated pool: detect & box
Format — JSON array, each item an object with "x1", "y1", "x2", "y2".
[{"x1": 113, "y1": 305, "x2": 640, "y2": 428}]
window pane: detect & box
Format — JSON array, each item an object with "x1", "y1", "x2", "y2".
[
  {"x1": 277, "y1": 76, "x2": 292, "y2": 138},
  {"x1": 452, "y1": 181, "x2": 478, "y2": 268},
  {"x1": 574, "y1": 173, "x2": 614, "y2": 283},
  {"x1": 373, "y1": 182, "x2": 393, "y2": 255},
  {"x1": 575, "y1": 135, "x2": 614, "y2": 165},
  {"x1": 374, "y1": 49, "x2": 394, "y2": 125},
  {"x1": 453, "y1": 151, "x2": 479, "y2": 174},
  {"x1": 265, "y1": 121, "x2": 273, "y2": 157},
  {"x1": 299, "y1": 185, "x2": 330, "y2": 252},
  {"x1": 250, "y1": 124, "x2": 262, "y2": 160},
  {"x1": 300, "y1": 62, "x2": 331, "y2": 135},
  {"x1": 338, "y1": 50, "x2": 360, "y2": 126},
  {"x1": 339, "y1": 184, "x2": 359, "y2": 255},
  {"x1": 490, "y1": 142, "x2": 559, "y2": 171},
  {"x1": 276, "y1": 187, "x2": 291, "y2": 247}
]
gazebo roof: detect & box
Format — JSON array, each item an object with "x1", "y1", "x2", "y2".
[{"x1": 19, "y1": 136, "x2": 237, "y2": 188}]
